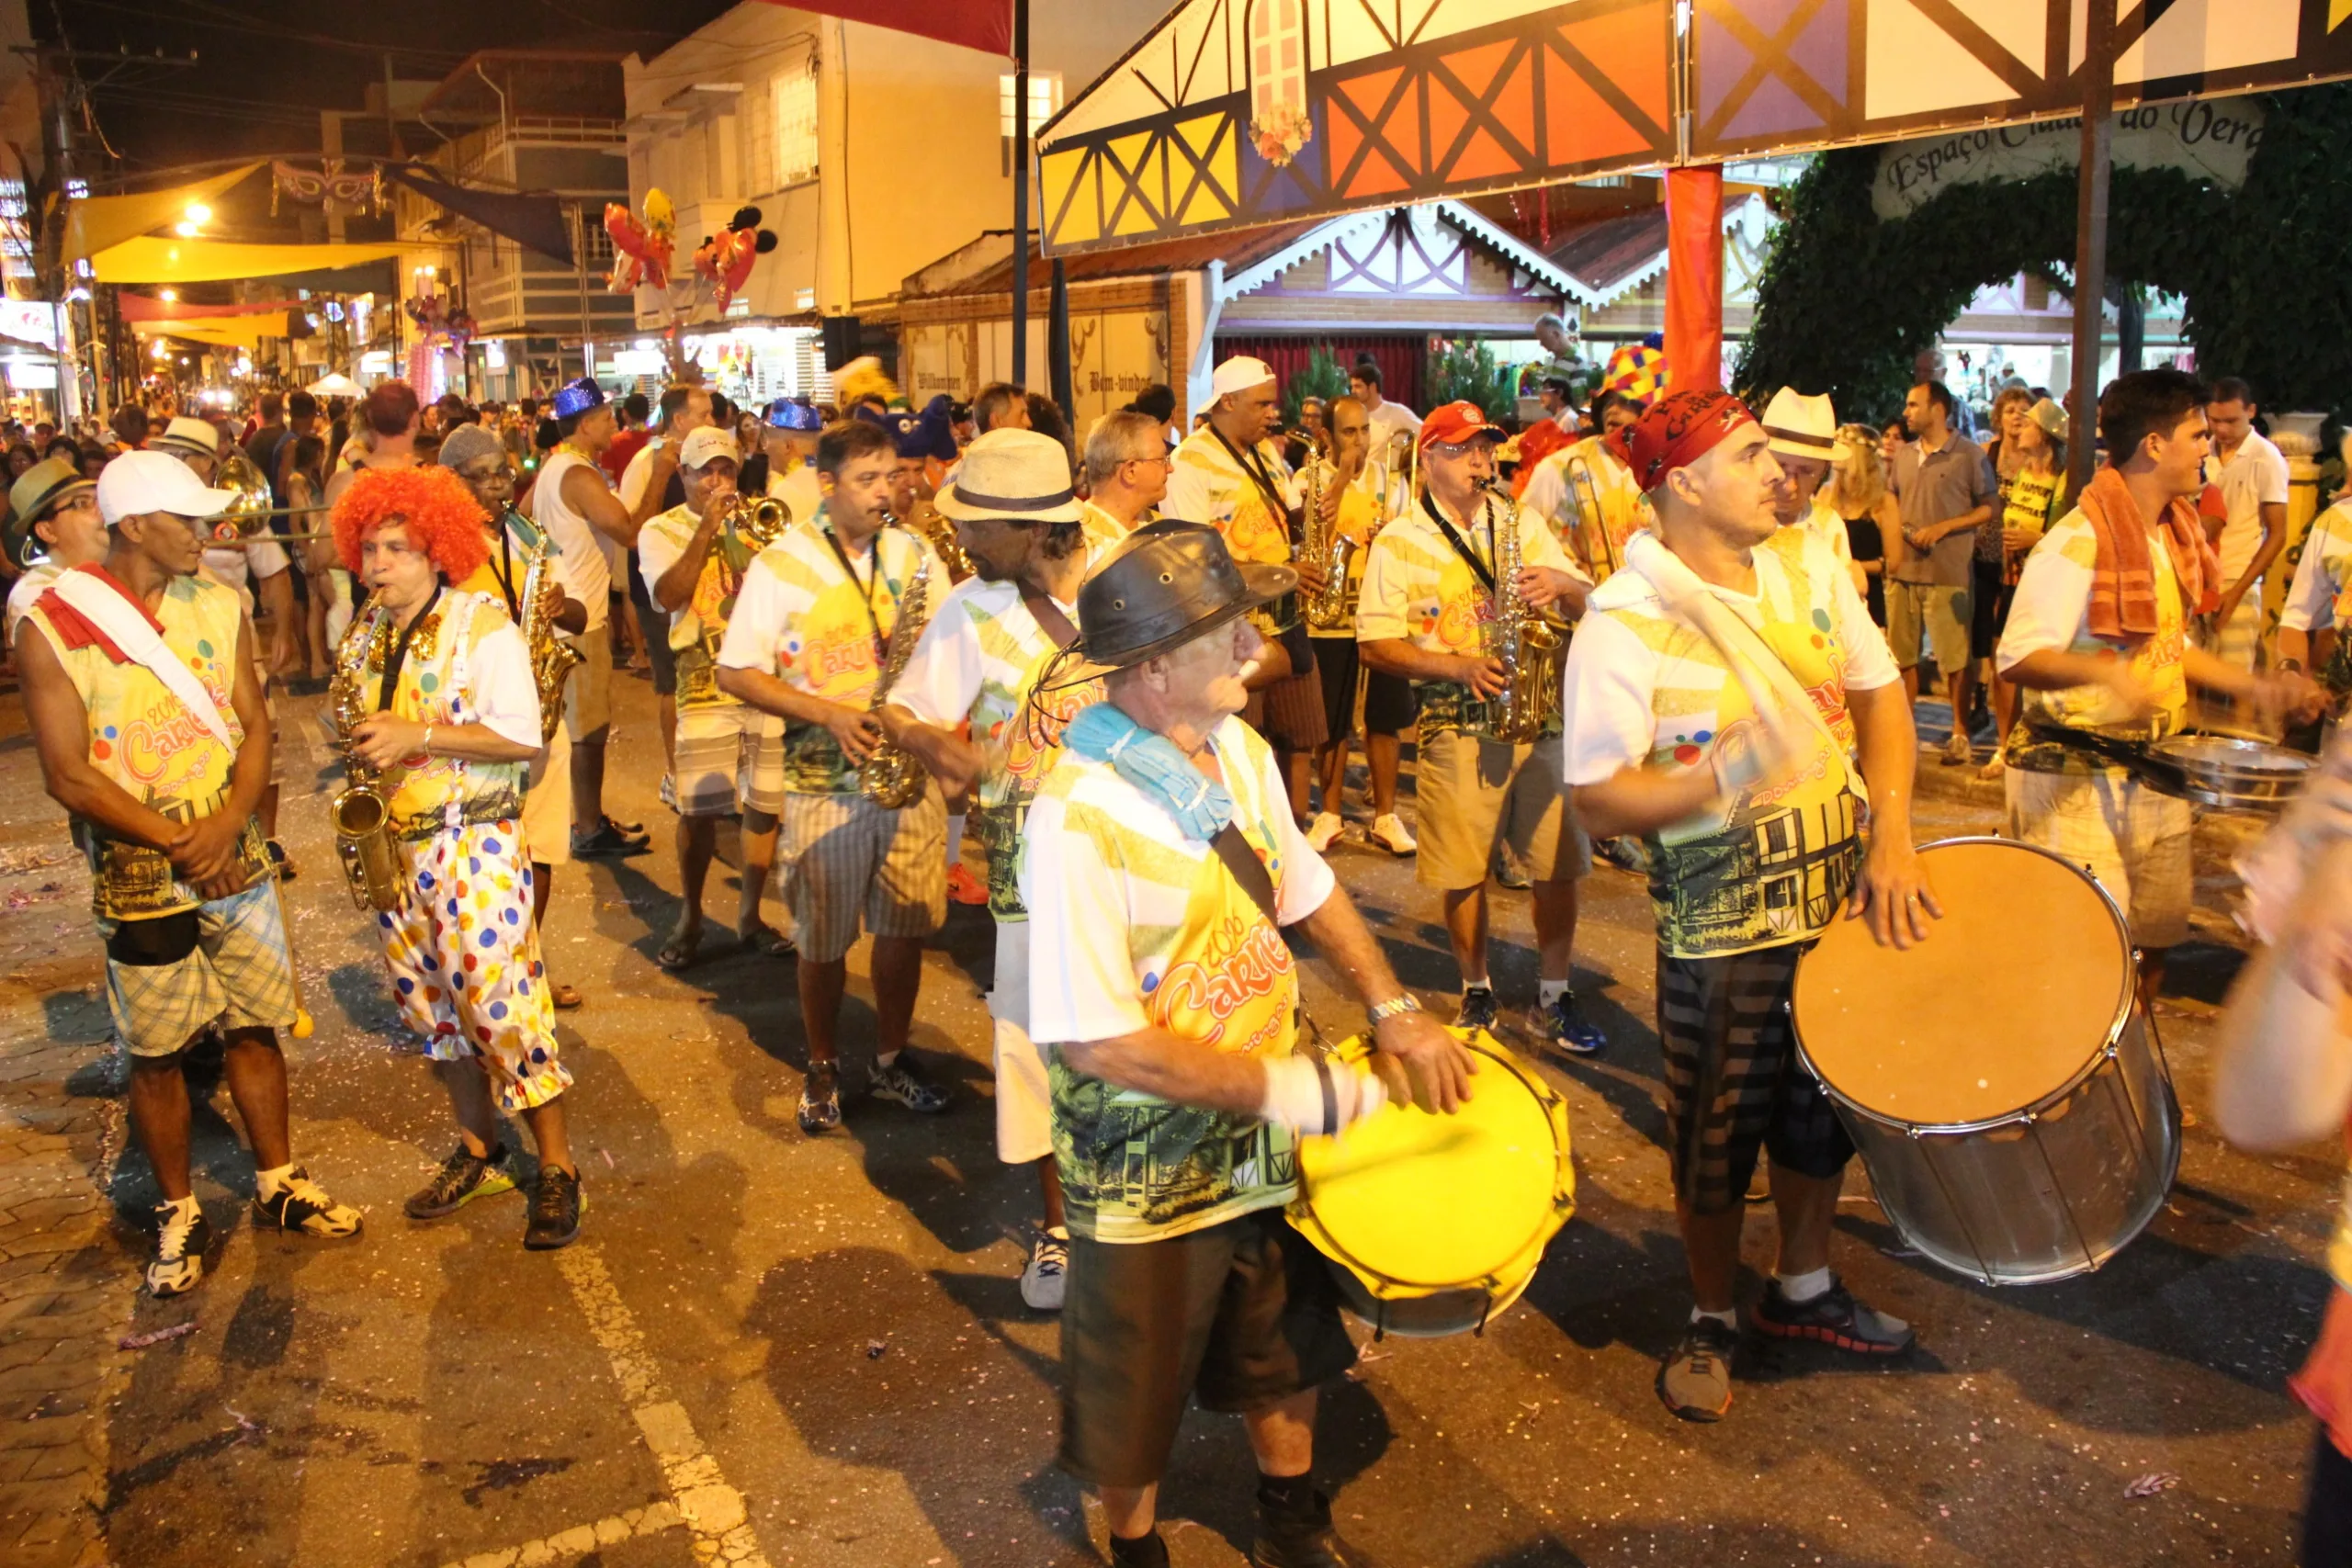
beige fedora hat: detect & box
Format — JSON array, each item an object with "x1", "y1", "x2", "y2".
[{"x1": 934, "y1": 428, "x2": 1083, "y2": 525}]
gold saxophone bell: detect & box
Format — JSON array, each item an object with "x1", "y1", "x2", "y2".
[
  {"x1": 331, "y1": 783, "x2": 403, "y2": 913},
  {"x1": 858, "y1": 553, "x2": 933, "y2": 808},
  {"x1": 1301, "y1": 457, "x2": 1358, "y2": 633}
]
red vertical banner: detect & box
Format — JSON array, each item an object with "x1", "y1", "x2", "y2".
[{"x1": 1663, "y1": 165, "x2": 1724, "y2": 391}]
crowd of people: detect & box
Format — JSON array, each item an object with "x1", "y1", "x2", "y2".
[{"x1": 4, "y1": 341, "x2": 2346, "y2": 1566}]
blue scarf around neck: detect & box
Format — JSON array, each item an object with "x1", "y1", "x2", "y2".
[{"x1": 1062, "y1": 703, "x2": 1233, "y2": 840}]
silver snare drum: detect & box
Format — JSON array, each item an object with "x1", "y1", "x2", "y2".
[{"x1": 1792, "y1": 838, "x2": 2180, "y2": 1286}]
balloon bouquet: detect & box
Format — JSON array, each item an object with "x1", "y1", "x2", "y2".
[{"x1": 604, "y1": 190, "x2": 777, "y2": 318}]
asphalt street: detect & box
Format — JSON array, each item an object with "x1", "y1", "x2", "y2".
[{"x1": 0, "y1": 665, "x2": 2333, "y2": 1568}]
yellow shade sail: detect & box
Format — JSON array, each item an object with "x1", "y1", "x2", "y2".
[
  {"x1": 130, "y1": 311, "x2": 295, "y2": 351},
  {"x1": 90, "y1": 235, "x2": 445, "y2": 285},
  {"x1": 63, "y1": 164, "x2": 266, "y2": 266}
]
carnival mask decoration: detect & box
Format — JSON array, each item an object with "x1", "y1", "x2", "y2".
[
  {"x1": 605, "y1": 188, "x2": 676, "y2": 294},
  {"x1": 692, "y1": 206, "x2": 779, "y2": 311}
]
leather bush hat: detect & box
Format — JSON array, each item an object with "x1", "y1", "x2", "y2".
[{"x1": 1048, "y1": 519, "x2": 1295, "y2": 687}]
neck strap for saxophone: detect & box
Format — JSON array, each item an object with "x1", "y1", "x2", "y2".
[
  {"x1": 1210, "y1": 426, "x2": 1300, "y2": 546},
  {"x1": 821, "y1": 518, "x2": 890, "y2": 662},
  {"x1": 1420, "y1": 491, "x2": 1498, "y2": 595},
  {"x1": 378, "y1": 582, "x2": 444, "y2": 713}
]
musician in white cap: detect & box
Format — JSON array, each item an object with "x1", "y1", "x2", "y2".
[
  {"x1": 1167, "y1": 355, "x2": 1330, "y2": 821},
  {"x1": 17, "y1": 452, "x2": 360, "y2": 1297},
  {"x1": 1761, "y1": 388, "x2": 1860, "y2": 593}
]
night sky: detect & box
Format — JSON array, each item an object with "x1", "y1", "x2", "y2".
[{"x1": 37, "y1": 0, "x2": 738, "y2": 176}]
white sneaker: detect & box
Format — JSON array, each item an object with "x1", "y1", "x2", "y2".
[
  {"x1": 1021, "y1": 1227, "x2": 1069, "y2": 1311},
  {"x1": 1305, "y1": 812, "x2": 1343, "y2": 852},
  {"x1": 1941, "y1": 729, "x2": 1973, "y2": 766},
  {"x1": 1368, "y1": 813, "x2": 1418, "y2": 854}
]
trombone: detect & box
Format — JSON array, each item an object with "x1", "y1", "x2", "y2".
[{"x1": 1565, "y1": 450, "x2": 1620, "y2": 580}]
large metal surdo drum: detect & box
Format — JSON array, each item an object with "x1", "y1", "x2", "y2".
[
  {"x1": 1792, "y1": 838, "x2": 2180, "y2": 1286},
  {"x1": 1288, "y1": 1030, "x2": 1573, "y2": 1336}
]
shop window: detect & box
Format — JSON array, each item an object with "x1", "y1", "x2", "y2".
[
  {"x1": 1000, "y1": 73, "x2": 1061, "y2": 175},
  {"x1": 1247, "y1": 0, "x2": 1311, "y2": 166}
]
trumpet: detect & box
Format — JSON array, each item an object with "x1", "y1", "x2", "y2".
[
  {"x1": 1564, "y1": 450, "x2": 1620, "y2": 580},
  {"x1": 720, "y1": 492, "x2": 790, "y2": 553}
]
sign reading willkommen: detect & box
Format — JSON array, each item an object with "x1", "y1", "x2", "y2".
[{"x1": 1872, "y1": 97, "x2": 2265, "y2": 220}]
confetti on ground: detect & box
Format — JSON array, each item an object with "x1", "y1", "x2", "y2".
[
  {"x1": 119, "y1": 1322, "x2": 198, "y2": 1350},
  {"x1": 2125, "y1": 1472, "x2": 2180, "y2": 1498}
]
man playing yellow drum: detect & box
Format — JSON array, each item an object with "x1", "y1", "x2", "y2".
[
  {"x1": 1021, "y1": 520, "x2": 1471, "y2": 1568},
  {"x1": 638, "y1": 425, "x2": 791, "y2": 969},
  {"x1": 1358, "y1": 400, "x2": 1605, "y2": 1055},
  {"x1": 331, "y1": 467, "x2": 584, "y2": 1250},
  {"x1": 1561, "y1": 389, "x2": 1933, "y2": 1423},
  {"x1": 881, "y1": 428, "x2": 1100, "y2": 1312},
  {"x1": 18, "y1": 452, "x2": 360, "y2": 1298}
]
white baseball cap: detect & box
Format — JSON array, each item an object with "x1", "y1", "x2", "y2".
[
  {"x1": 96, "y1": 449, "x2": 241, "y2": 527},
  {"x1": 678, "y1": 425, "x2": 742, "y2": 469},
  {"x1": 1196, "y1": 355, "x2": 1277, "y2": 412}
]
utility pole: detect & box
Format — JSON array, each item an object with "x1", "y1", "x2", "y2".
[
  {"x1": 2066, "y1": 0, "x2": 2115, "y2": 497},
  {"x1": 1010, "y1": 0, "x2": 1030, "y2": 388}
]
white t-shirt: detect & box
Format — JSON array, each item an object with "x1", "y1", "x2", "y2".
[
  {"x1": 5, "y1": 559, "x2": 60, "y2": 637},
  {"x1": 531, "y1": 449, "x2": 609, "y2": 629},
  {"x1": 768, "y1": 463, "x2": 824, "y2": 527},
  {"x1": 1363, "y1": 400, "x2": 1422, "y2": 446},
  {"x1": 2208, "y1": 431, "x2": 2289, "y2": 586},
  {"x1": 464, "y1": 615, "x2": 548, "y2": 750}
]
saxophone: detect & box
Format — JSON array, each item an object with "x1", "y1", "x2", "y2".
[
  {"x1": 326, "y1": 619, "x2": 403, "y2": 913},
  {"x1": 1301, "y1": 458, "x2": 1358, "y2": 632},
  {"x1": 514, "y1": 518, "x2": 583, "y2": 744},
  {"x1": 1473, "y1": 481, "x2": 1567, "y2": 745},
  {"x1": 856, "y1": 550, "x2": 933, "y2": 808}
]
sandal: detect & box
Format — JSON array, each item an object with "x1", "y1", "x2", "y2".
[
  {"x1": 740, "y1": 921, "x2": 797, "y2": 958},
  {"x1": 549, "y1": 982, "x2": 584, "y2": 1010},
  {"x1": 656, "y1": 923, "x2": 704, "y2": 972}
]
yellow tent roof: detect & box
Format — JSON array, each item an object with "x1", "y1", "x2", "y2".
[
  {"x1": 130, "y1": 311, "x2": 295, "y2": 351},
  {"x1": 91, "y1": 235, "x2": 446, "y2": 285},
  {"x1": 64, "y1": 164, "x2": 265, "y2": 267}
]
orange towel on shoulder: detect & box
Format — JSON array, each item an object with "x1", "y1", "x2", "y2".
[{"x1": 2077, "y1": 466, "x2": 2218, "y2": 644}]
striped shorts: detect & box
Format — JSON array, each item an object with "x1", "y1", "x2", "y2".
[
  {"x1": 1657, "y1": 943, "x2": 1851, "y2": 1215},
  {"x1": 779, "y1": 786, "x2": 947, "y2": 963},
  {"x1": 101, "y1": 880, "x2": 301, "y2": 1058},
  {"x1": 673, "y1": 702, "x2": 786, "y2": 818}
]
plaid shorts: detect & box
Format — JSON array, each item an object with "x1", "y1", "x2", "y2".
[
  {"x1": 1657, "y1": 943, "x2": 1852, "y2": 1215},
  {"x1": 101, "y1": 880, "x2": 301, "y2": 1057},
  {"x1": 673, "y1": 702, "x2": 786, "y2": 818},
  {"x1": 778, "y1": 787, "x2": 946, "y2": 963}
]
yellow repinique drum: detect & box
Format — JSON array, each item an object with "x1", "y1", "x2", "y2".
[{"x1": 1288, "y1": 1029, "x2": 1573, "y2": 1337}]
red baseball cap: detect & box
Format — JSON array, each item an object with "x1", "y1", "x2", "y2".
[
  {"x1": 1418, "y1": 400, "x2": 1507, "y2": 450},
  {"x1": 1607, "y1": 388, "x2": 1759, "y2": 491}
]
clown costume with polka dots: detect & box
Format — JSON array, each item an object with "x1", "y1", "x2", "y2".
[{"x1": 330, "y1": 465, "x2": 587, "y2": 1250}]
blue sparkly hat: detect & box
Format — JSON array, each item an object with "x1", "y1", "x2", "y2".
[{"x1": 550, "y1": 377, "x2": 606, "y2": 420}]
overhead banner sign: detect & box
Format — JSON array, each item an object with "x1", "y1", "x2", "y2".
[{"x1": 1871, "y1": 95, "x2": 2265, "y2": 218}]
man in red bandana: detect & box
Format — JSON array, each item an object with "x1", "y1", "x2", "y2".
[
  {"x1": 17, "y1": 453, "x2": 360, "y2": 1299},
  {"x1": 1561, "y1": 389, "x2": 1935, "y2": 1422}
]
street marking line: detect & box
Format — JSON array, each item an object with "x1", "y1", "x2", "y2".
[{"x1": 434, "y1": 1243, "x2": 770, "y2": 1568}]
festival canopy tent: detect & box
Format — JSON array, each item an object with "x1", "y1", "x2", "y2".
[
  {"x1": 89, "y1": 236, "x2": 445, "y2": 287},
  {"x1": 307, "y1": 373, "x2": 362, "y2": 397},
  {"x1": 115, "y1": 293, "x2": 305, "y2": 324},
  {"x1": 63, "y1": 164, "x2": 265, "y2": 268}
]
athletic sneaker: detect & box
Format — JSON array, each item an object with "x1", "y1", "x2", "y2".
[
  {"x1": 1304, "y1": 812, "x2": 1343, "y2": 852},
  {"x1": 1657, "y1": 1315, "x2": 1739, "y2": 1422},
  {"x1": 945, "y1": 863, "x2": 989, "y2": 907},
  {"x1": 1456, "y1": 986, "x2": 1498, "y2": 1034},
  {"x1": 870, "y1": 1055, "x2": 951, "y2": 1114},
  {"x1": 1492, "y1": 843, "x2": 1532, "y2": 889},
  {"x1": 797, "y1": 1062, "x2": 843, "y2": 1134},
  {"x1": 1367, "y1": 812, "x2": 1417, "y2": 855},
  {"x1": 524, "y1": 1167, "x2": 585, "y2": 1250},
  {"x1": 658, "y1": 773, "x2": 677, "y2": 811},
  {"x1": 147, "y1": 1200, "x2": 211, "y2": 1298},
  {"x1": 405, "y1": 1143, "x2": 517, "y2": 1220},
  {"x1": 1532, "y1": 991, "x2": 1606, "y2": 1056},
  {"x1": 1752, "y1": 1275, "x2": 1915, "y2": 1354},
  {"x1": 254, "y1": 1168, "x2": 362, "y2": 1237},
  {"x1": 1021, "y1": 1227, "x2": 1069, "y2": 1311},
  {"x1": 1941, "y1": 729, "x2": 1973, "y2": 766}
]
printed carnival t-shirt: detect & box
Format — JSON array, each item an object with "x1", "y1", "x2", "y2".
[
  {"x1": 27, "y1": 568, "x2": 268, "y2": 919},
  {"x1": 638, "y1": 502, "x2": 764, "y2": 710},
  {"x1": 343, "y1": 588, "x2": 540, "y2": 840},
  {"x1": 715, "y1": 511, "x2": 942, "y2": 795},
  {"x1": 1356, "y1": 492, "x2": 1582, "y2": 742},
  {"x1": 2281, "y1": 498, "x2": 2352, "y2": 697},
  {"x1": 890, "y1": 552, "x2": 1105, "y2": 920},
  {"x1": 1020, "y1": 714, "x2": 1337, "y2": 1243},
  {"x1": 1561, "y1": 526, "x2": 1896, "y2": 959}
]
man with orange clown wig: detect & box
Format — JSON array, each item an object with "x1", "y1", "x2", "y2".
[{"x1": 329, "y1": 466, "x2": 585, "y2": 1249}]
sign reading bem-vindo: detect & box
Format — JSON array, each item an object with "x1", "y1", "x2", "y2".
[{"x1": 1872, "y1": 97, "x2": 2266, "y2": 220}]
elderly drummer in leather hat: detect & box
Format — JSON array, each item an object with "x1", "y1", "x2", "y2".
[
  {"x1": 1019, "y1": 519, "x2": 1472, "y2": 1568},
  {"x1": 1561, "y1": 386, "x2": 1936, "y2": 1424}
]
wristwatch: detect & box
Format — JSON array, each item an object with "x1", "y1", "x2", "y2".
[{"x1": 1366, "y1": 993, "x2": 1423, "y2": 1029}]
